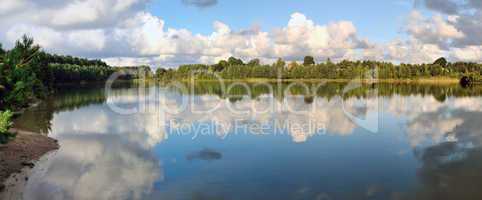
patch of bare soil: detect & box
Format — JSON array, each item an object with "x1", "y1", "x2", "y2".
[{"x1": 0, "y1": 129, "x2": 58, "y2": 192}]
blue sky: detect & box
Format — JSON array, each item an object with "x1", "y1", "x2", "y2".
[
  {"x1": 149, "y1": 0, "x2": 413, "y2": 43},
  {"x1": 1, "y1": 0, "x2": 480, "y2": 66}
]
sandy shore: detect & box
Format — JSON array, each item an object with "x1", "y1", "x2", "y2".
[{"x1": 0, "y1": 128, "x2": 59, "y2": 193}]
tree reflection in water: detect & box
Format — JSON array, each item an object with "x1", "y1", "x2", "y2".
[{"x1": 9, "y1": 82, "x2": 482, "y2": 200}]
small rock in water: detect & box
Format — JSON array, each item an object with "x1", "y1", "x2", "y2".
[
  {"x1": 21, "y1": 161, "x2": 35, "y2": 168},
  {"x1": 187, "y1": 148, "x2": 223, "y2": 161}
]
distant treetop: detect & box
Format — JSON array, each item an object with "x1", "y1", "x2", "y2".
[
  {"x1": 303, "y1": 56, "x2": 315, "y2": 66},
  {"x1": 434, "y1": 57, "x2": 448, "y2": 68}
]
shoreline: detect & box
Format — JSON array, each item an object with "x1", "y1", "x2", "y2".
[
  {"x1": 0, "y1": 128, "x2": 59, "y2": 193},
  {"x1": 172, "y1": 78, "x2": 461, "y2": 84}
]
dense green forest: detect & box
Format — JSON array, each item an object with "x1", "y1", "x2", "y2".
[
  {"x1": 0, "y1": 36, "x2": 115, "y2": 110},
  {"x1": 156, "y1": 56, "x2": 482, "y2": 81},
  {"x1": 115, "y1": 66, "x2": 154, "y2": 80}
]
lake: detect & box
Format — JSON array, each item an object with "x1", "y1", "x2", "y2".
[{"x1": 12, "y1": 81, "x2": 482, "y2": 200}]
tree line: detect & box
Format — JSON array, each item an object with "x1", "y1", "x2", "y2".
[
  {"x1": 156, "y1": 56, "x2": 482, "y2": 81},
  {"x1": 115, "y1": 66, "x2": 154, "y2": 80}
]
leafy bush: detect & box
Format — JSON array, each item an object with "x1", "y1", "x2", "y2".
[
  {"x1": 0, "y1": 110, "x2": 14, "y2": 143},
  {"x1": 0, "y1": 110, "x2": 13, "y2": 134}
]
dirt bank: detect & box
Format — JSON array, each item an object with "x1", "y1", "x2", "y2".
[{"x1": 0, "y1": 128, "x2": 59, "y2": 192}]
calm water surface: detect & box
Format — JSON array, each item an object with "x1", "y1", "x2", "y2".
[{"x1": 13, "y1": 82, "x2": 482, "y2": 200}]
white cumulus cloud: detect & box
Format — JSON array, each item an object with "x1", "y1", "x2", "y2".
[{"x1": 0, "y1": 0, "x2": 481, "y2": 66}]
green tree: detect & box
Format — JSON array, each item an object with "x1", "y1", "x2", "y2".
[
  {"x1": 227, "y1": 57, "x2": 244, "y2": 65},
  {"x1": 156, "y1": 68, "x2": 167, "y2": 79},
  {"x1": 213, "y1": 60, "x2": 228, "y2": 71},
  {"x1": 303, "y1": 56, "x2": 315, "y2": 66},
  {"x1": 247, "y1": 58, "x2": 261, "y2": 66},
  {"x1": 274, "y1": 58, "x2": 286, "y2": 68},
  {"x1": 0, "y1": 35, "x2": 45, "y2": 109},
  {"x1": 434, "y1": 57, "x2": 448, "y2": 68},
  {"x1": 0, "y1": 43, "x2": 4, "y2": 55}
]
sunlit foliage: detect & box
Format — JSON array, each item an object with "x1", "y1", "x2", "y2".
[{"x1": 156, "y1": 57, "x2": 482, "y2": 81}]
